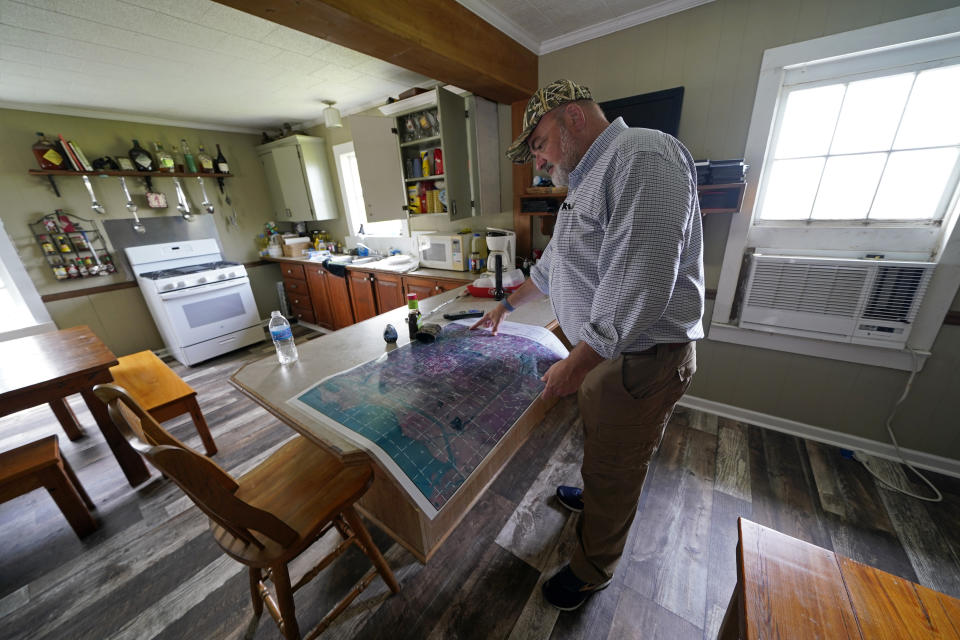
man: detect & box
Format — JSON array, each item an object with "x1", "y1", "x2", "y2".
[{"x1": 471, "y1": 79, "x2": 704, "y2": 610}]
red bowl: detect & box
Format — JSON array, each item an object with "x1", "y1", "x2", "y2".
[{"x1": 466, "y1": 283, "x2": 522, "y2": 298}]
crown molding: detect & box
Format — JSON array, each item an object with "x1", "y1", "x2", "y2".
[
  {"x1": 0, "y1": 101, "x2": 261, "y2": 134},
  {"x1": 539, "y1": 0, "x2": 715, "y2": 55}
]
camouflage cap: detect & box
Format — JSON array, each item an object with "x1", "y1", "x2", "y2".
[{"x1": 506, "y1": 79, "x2": 593, "y2": 164}]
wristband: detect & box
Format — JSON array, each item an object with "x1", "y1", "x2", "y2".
[{"x1": 500, "y1": 299, "x2": 515, "y2": 312}]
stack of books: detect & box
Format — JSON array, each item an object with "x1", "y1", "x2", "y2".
[{"x1": 57, "y1": 135, "x2": 93, "y2": 171}]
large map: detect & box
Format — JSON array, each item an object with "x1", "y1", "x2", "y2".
[{"x1": 289, "y1": 321, "x2": 567, "y2": 519}]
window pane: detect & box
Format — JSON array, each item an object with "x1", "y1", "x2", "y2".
[
  {"x1": 758, "y1": 157, "x2": 825, "y2": 220},
  {"x1": 830, "y1": 73, "x2": 913, "y2": 154},
  {"x1": 870, "y1": 148, "x2": 959, "y2": 219},
  {"x1": 894, "y1": 64, "x2": 960, "y2": 149},
  {"x1": 774, "y1": 84, "x2": 845, "y2": 159},
  {"x1": 811, "y1": 153, "x2": 886, "y2": 220}
]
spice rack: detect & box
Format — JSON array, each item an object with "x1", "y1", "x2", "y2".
[{"x1": 30, "y1": 211, "x2": 116, "y2": 280}]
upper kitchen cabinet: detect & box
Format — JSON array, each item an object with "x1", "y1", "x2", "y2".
[
  {"x1": 256, "y1": 135, "x2": 337, "y2": 221},
  {"x1": 353, "y1": 87, "x2": 471, "y2": 222}
]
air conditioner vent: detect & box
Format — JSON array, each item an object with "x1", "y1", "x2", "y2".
[
  {"x1": 862, "y1": 266, "x2": 930, "y2": 323},
  {"x1": 746, "y1": 263, "x2": 869, "y2": 317},
  {"x1": 738, "y1": 254, "x2": 935, "y2": 349}
]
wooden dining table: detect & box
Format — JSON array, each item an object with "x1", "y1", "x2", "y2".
[{"x1": 0, "y1": 325, "x2": 150, "y2": 487}]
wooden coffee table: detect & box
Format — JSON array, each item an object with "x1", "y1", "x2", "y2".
[{"x1": 0, "y1": 326, "x2": 150, "y2": 487}]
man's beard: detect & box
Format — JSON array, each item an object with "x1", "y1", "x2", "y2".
[{"x1": 550, "y1": 124, "x2": 579, "y2": 187}]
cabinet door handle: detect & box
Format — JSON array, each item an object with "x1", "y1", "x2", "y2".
[{"x1": 435, "y1": 285, "x2": 441, "y2": 291}]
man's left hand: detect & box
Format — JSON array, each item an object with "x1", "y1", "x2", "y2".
[
  {"x1": 541, "y1": 358, "x2": 589, "y2": 399},
  {"x1": 540, "y1": 341, "x2": 606, "y2": 399}
]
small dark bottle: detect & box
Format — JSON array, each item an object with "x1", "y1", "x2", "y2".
[
  {"x1": 214, "y1": 144, "x2": 229, "y2": 174},
  {"x1": 406, "y1": 293, "x2": 422, "y2": 340},
  {"x1": 128, "y1": 139, "x2": 154, "y2": 171}
]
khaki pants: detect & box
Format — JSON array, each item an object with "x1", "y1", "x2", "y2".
[{"x1": 570, "y1": 342, "x2": 696, "y2": 584}]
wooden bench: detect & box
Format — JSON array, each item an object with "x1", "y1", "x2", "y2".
[
  {"x1": 109, "y1": 351, "x2": 217, "y2": 456},
  {"x1": 0, "y1": 435, "x2": 97, "y2": 538},
  {"x1": 719, "y1": 517, "x2": 960, "y2": 639}
]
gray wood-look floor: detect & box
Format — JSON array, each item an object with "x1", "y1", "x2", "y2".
[{"x1": 2, "y1": 329, "x2": 960, "y2": 640}]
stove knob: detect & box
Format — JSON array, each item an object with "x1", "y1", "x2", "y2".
[
  {"x1": 217, "y1": 273, "x2": 226, "y2": 280},
  {"x1": 177, "y1": 281, "x2": 186, "y2": 289},
  {"x1": 197, "y1": 276, "x2": 207, "y2": 284},
  {"x1": 228, "y1": 271, "x2": 236, "y2": 278},
  {"x1": 162, "y1": 283, "x2": 174, "y2": 291}
]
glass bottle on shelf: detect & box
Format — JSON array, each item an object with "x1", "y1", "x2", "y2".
[
  {"x1": 128, "y1": 139, "x2": 154, "y2": 171},
  {"x1": 214, "y1": 144, "x2": 229, "y2": 174},
  {"x1": 153, "y1": 142, "x2": 175, "y2": 172},
  {"x1": 180, "y1": 139, "x2": 197, "y2": 173},
  {"x1": 196, "y1": 144, "x2": 214, "y2": 173},
  {"x1": 32, "y1": 132, "x2": 66, "y2": 170}
]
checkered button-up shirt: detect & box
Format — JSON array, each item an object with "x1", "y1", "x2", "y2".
[{"x1": 530, "y1": 118, "x2": 704, "y2": 359}]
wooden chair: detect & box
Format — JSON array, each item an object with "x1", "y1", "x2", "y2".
[
  {"x1": 109, "y1": 350, "x2": 217, "y2": 455},
  {"x1": 93, "y1": 383, "x2": 400, "y2": 639},
  {"x1": 0, "y1": 434, "x2": 97, "y2": 538}
]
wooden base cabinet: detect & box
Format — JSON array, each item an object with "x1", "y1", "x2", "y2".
[
  {"x1": 305, "y1": 266, "x2": 355, "y2": 330},
  {"x1": 305, "y1": 266, "x2": 333, "y2": 330},
  {"x1": 402, "y1": 275, "x2": 464, "y2": 301},
  {"x1": 325, "y1": 271, "x2": 355, "y2": 329},
  {"x1": 347, "y1": 270, "x2": 378, "y2": 323},
  {"x1": 348, "y1": 270, "x2": 411, "y2": 321},
  {"x1": 373, "y1": 272, "x2": 405, "y2": 312},
  {"x1": 281, "y1": 263, "x2": 316, "y2": 325}
]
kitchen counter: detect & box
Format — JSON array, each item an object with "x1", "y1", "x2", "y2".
[
  {"x1": 230, "y1": 285, "x2": 560, "y2": 561},
  {"x1": 264, "y1": 255, "x2": 483, "y2": 282}
]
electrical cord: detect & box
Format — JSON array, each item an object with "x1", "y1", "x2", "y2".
[{"x1": 855, "y1": 348, "x2": 942, "y2": 503}]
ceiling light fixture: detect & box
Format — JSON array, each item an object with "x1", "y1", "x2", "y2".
[{"x1": 322, "y1": 100, "x2": 342, "y2": 128}]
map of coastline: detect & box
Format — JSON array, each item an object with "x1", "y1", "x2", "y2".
[{"x1": 289, "y1": 321, "x2": 567, "y2": 518}]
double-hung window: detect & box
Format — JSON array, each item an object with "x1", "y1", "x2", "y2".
[
  {"x1": 759, "y1": 62, "x2": 960, "y2": 226},
  {"x1": 712, "y1": 9, "x2": 960, "y2": 369}
]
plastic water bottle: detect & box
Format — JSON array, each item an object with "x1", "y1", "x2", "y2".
[{"x1": 268, "y1": 311, "x2": 298, "y2": 365}]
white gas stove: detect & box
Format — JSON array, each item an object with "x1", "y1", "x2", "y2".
[
  {"x1": 137, "y1": 260, "x2": 247, "y2": 293},
  {"x1": 126, "y1": 239, "x2": 264, "y2": 366}
]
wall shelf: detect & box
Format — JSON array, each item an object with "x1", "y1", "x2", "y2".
[{"x1": 29, "y1": 169, "x2": 232, "y2": 178}]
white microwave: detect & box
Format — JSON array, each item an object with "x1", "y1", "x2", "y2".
[{"x1": 418, "y1": 234, "x2": 469, "y2": 271}]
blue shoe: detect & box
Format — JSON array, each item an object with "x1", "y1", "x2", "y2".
[
  {"x1": 556, "y1": 486, "x2": 583, "y2": 512},
  {"x1": 542, "y1": 565, "x2": 612, "y2": 611}
]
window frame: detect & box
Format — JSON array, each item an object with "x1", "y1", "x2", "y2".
[
  {"x1": 0, "y1": 219, "x2": 55, "y2": 341},
  {"x1": 711, "y1": 8, "x2": 960, "y2": 371},
  {"x1": 754, "y1": 57, "x2": 960, "y2": 228}
]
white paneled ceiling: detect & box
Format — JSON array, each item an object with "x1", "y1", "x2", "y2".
[{"x1": 0, "y1": 0, "x2": 711, "y2": 132}]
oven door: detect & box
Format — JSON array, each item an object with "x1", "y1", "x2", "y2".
[{"x1": 157, "y1": 277, "x2": 261, "y2": 347}]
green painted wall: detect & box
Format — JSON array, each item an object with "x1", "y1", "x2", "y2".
[
  {"x1": 0, "y1": 107, "x2": 284, "y2": 355},
  {"x1": 540, "y1": 0, "x2": 960, "y2": 462}
]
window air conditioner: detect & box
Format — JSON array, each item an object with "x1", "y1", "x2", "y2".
[{"x1": 737, "y1": 254, "x2": 935, "y2": 349}]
